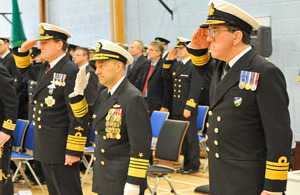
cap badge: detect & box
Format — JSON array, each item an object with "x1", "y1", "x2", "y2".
[
  {"x1": 177, "y1": 39, "x2": 180, "y2": 44},
  {"x1": 40, "y1": 26, "x2": 45, "y2": 35},
  {"x1": 96, "y1": 42, "x2": 102, "y2": 53},
  {"x1": 208, "y1": 3, "x2": 215, "y2": 16}
]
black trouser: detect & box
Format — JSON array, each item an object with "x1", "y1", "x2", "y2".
[
  {"x1": 41, "y1": 161, "x2": 82, "y2": 195},
  {"x1": 1, "y1": 140, "x2": 13, "y2": 195}
]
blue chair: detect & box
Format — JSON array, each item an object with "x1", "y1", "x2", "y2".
[
  {"x1": 11, "y1": 121, "x2": 45, "y2": 192},
  {"x1": 12, "y1": 119, "x2": 29, "y2": 152},
  {"x1": 150, "y1": 111, "x2": 169, "y2": 148},
  {"x1": 197, "y1": 106, "x2": 209, "y2": 173},
  {"x1": 81, "y1": 124, "x2": 95, "y2": 186}
]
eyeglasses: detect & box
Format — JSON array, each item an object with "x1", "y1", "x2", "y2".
[{"x1": 207, "y1": 29, "x2": 230, "y2": 37}]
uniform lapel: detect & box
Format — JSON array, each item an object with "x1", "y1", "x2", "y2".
[
  {"x1": 210, "y1": 48, "x2": 257, "y2": 109},
  {"x1": 94, "y1": 78, "x2": 128, "y2": 123},
  {"x1": 175, "y1": 60, "x2": 190, "y2": 76},
  {"x1": 34, "y1": 55, "x2": 68, "y2": 95}
]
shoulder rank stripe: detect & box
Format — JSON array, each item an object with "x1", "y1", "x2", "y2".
[
  {"x1": 3, "y1": 119, "x2": 16, "y2": 131},
  {"x1": 265, "y1": 157, "x2": 289, "y2": 180},
  {"x1": 69, "y1": 97, "x2": 88, "y2": 118},
  {"x1": 189, "y1": 51, "x2": 210, "y2": 66},
  {"x1": 13, "y1": 54, "x2": 31, "y2": 68},
  {"x1": 163, "y1": 63, "x2": 171, "y2": 69}
]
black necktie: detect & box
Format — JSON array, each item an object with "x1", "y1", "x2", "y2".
[
  {"x1": 105, "y1": 92, "x2": 111, "y2": 102},
  {"x1": 224, "y1": 63, "x2": 230, "y2": 72}
]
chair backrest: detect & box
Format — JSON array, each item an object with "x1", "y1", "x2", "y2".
[
  {"x1": 197, "y1": 106, "x2": 209, "y2": 131},
  {"x1": 155, "y1": 119, "x2": 189, "y2": 162},
  {"x1": 24, "y1": 121, "x2": 34, "y2": 155},
  {"x1": 150, "y1": 111, "x2": 169, "y2": 138},
  {"x1": 90, "y1": 124, "x2": 95, "y2": 143},
  {"x1": 13, "y1": 119, "x2": 29, "y2": 152}
]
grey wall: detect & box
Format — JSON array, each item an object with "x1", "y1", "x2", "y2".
[{"x1": 1, "y1": 0, "x2": 300, "y2": 146}]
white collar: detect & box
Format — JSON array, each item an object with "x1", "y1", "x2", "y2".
[
  {"x1": 1, "y1": 50, "x2": 10, "y2": 59},
  {"x1": 80, "y1": 62, "x2": 89, "y2": 69},
  {"x1": 228, "y1": 46, "x2": 252, "y2": 68},
  {"x1": 108, "y1": 76, "x2": 125, "y2": 95},
  {"x1": 49, "y1": 53, "x2": 66, "y2": 68},
  {"x1": 182, "y1": 57, "x2": 191, "y2": 65}
]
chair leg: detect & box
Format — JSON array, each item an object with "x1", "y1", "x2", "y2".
[
  {"x1": 25, "y1": 161, "x2": 45, "y2": 193},
  {"x1": 162, "y1": 175, "x2": 178, "y2": 195},
  {"x1": 13, "y1": 160, "x2": 32, "y2": 188},
  {"x1": 81, "y1": 153, "x2": 94, "y2": 187},
  {"x1": 151, "y1": 176, "x2": 160, "y2": 195},
  {"x1": 203, "y1": 159, "x2": 208, "y2": 173},
  {"x1": 12, "y1": 160, "x2": 22, "y2": 181},
  {"x1": 147, "y1": 181, "x2": 153, "y2": 194}
]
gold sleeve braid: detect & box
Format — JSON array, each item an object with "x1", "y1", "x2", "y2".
[
  {"x1": 265, "y1": 156, "x2": 289, "y2": 180},
  {"x1": 189, "y1": 51, "x2": 210, "y2": 66},
  {"x1": 163, "y1": 62, "x2": 172, "y2": 69},
  {"x1": 13, "y1": 53, "x2": 31, "y2": 68},
  {"x1": 69, "y1": 97, "x2": 88, "y2": 118},
  {"x1": 3, "y1": 119, "x2": 16, "y2": 131},
  {"x1": 128, "y1": 157, "x2": 149, "y2": 178},
  {"x1": 66, "y1": 133, "x2": 87, "y2": 152}
]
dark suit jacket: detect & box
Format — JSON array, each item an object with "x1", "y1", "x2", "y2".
[
  {"x1": 1, "y1": 51, "x2": 28, "y2": 119},
  {"x1": 70, "y1": 78, "x2": 152, "y2": 195},
  {"x1": 188, "y1": 47, "x2": 292, "y2": 194},
  {"x1": 141, "y1": 58, "x2": 172, "y2": 113},
  {"x1": 0, "y1": 63, "x2": 18, "y2": 136},
  {"x1": 13, "y1": 51, "x2": 88, "y2": 164},
  {"x1": 127, "y1": 55, "x2": 148, "y2": 91}
]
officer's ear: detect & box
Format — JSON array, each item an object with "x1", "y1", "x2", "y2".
[{"x1": 114, "y1": 60, "x2": 124, "y2": 72}]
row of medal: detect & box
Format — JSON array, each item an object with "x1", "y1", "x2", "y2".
[
  {"x1": 239, "y1": 70, "x2": 260, "y2": 91},
  {"x1": 45, "y1": 73, "x2": 67, "y2": 107},
  {"x1": 105, "y1": 108, "x2": 122, "y2": 139}
]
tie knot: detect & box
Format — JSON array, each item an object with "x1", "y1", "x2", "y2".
[{"x1": 224, "y1": 63, "x2": 230, "y2": 72}]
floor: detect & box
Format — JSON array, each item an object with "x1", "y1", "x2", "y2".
[{"x1": 14, "y1": 158, "x2": 209, "y2": 195}]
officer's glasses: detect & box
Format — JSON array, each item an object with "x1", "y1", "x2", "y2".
[{"x1": 207, "y1": 29, "x2": 230, "y2": 37}]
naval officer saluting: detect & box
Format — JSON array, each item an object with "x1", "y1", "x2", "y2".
[{"x1": 69, "y1": 39, "x2": 152, "y2": 195}]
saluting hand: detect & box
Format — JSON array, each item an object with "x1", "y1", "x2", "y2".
[
  {"x1": 20, "y1": 39, "x2": 38, "y2": 53},
  {"x1": 74, "y1": 67, "x2": 90, "y2": 96},
  {"x1": 64, "y1": 154, "x2": 80, "y2": 166},
  {"x1": 167, "y1": 48, "x2": 179, "y2": 61},
  {"x1": 191, "y1": 28, "x2": 210, "y2": 49}
]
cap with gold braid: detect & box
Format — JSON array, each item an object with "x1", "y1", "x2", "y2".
[
  {"x1": 201, "y1": 0, "x2": 259, "y2": 34},
  {"x1": 37, "y1": 23, "x2": 71, "y2": 41},
  {"x1": 175, "y1": 37, "x2": 191, "y2": 48},
  {"x1": 91, "y1": 39, "x2": 133, "y2": 65},
  {"x1": 155, "y1": 37, "x2": 170, "y2": 45},
  {"x1": 0, "y1": 36, "x2": 10, "y2": 44}
]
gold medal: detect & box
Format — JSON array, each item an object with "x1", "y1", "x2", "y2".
[
  {"x1": 239, "y1": 81, "x2": 245, "y2": 89},
  {"x1": 45, "y1": 96, "x2": 55, "y2": 107},
  {"x1": 105, "y1": 121, "x2": 110, "y2": 127},
  {"x1": 116, "y1": 134, "x2": 121, "y2": 140},
  {"x1": 245, "y1": 83, "x2": 251, "y2": 90},
  {"x1": 116, "y1": 128, "x2": 120, "y2": 134},
  {"x1": 106, "y1": 115, "x2": 111, "y2": 120}
]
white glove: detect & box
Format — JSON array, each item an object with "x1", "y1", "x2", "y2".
[
  {"x1": 74, "y1": 67, "x2": 90, "y2": 96},
  {"x1": 123, "y1": 183, "x2": 140, "y2": 195}
]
